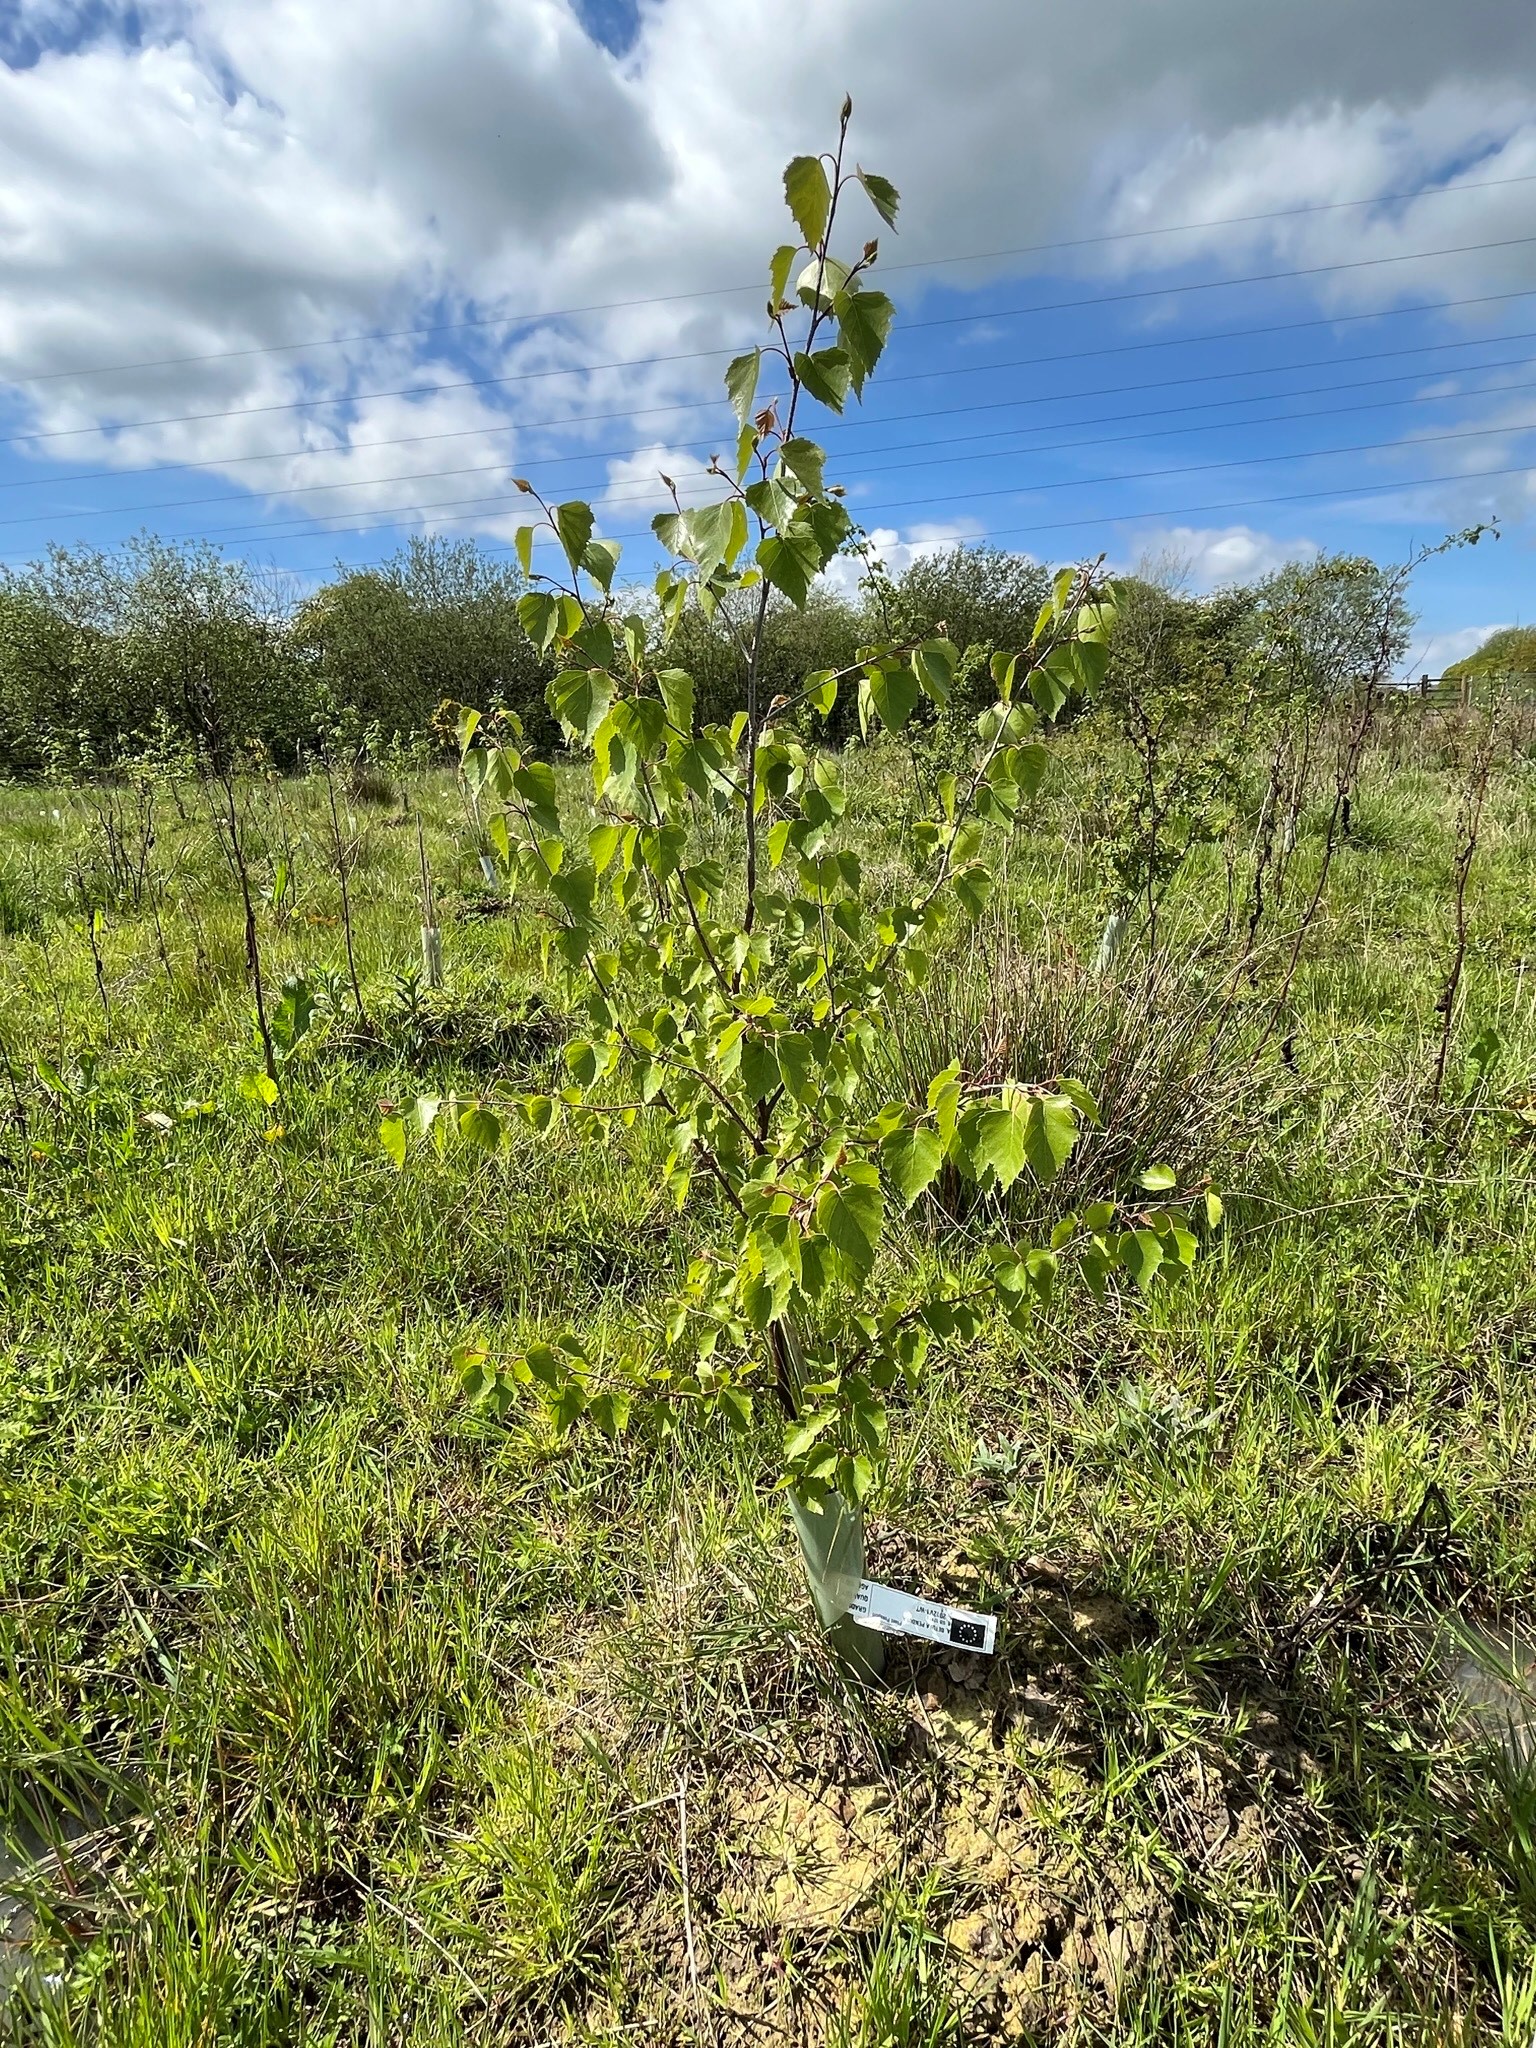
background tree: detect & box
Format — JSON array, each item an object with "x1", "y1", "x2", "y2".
[
  {"x1": 1443, "y1": 623, "x2": 1536, "y2": 694},
  {"x1": 0, "y1": 537, "x2": 301, "y2": 774},
  {"x1": 663, "y1": 583, "x2": 865, "y2": 733},
  {"x1": 293, "y1": 535, "x2": 553, "y2": 749},
  {"x1": 1245, "y1": 553, "x2": 1414, "y2": 707}
]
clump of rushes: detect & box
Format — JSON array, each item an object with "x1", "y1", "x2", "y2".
[{"x1": 381, "y1": 104, "x2": 1213, "y2": 1656}]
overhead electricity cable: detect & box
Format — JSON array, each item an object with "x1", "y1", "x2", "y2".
[
  {"x1": 114, "y1": 415, "x2": 1535, "y2": 552},
  {"x1": 3, "y1": 238, "x2": 1533, "y2": 450},
  {"x1": 8, "y1": 453, "x2": 1524, "y2": 578},
  {"x1": 962, "y1": 461, "x2": 1531, "y2": 545},
  {"x1": 3, "y1": 317, "x2": 1532, "y2": 499},
  {"x1": 12, "y1": 167, "x2": 1535, "y2": 386},
  {"x1": 9, "y1": 365, "x2": 1534, "y2": 537}
]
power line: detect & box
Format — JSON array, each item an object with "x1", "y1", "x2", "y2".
[
  {"x1": 10, "y1": 361, "x2": 1534, "y2": 538},
  {"x1": 962, "y1": 461, "x2": 1530, "y2": 546},
  {"x1": 13, "y1": 168, "x2": 1536, "y2": 388},
  {"x1": 3, "y1": 234, "x2": 1532, "y2": 450},
  {"x1": 222, "y1": 457, "x2": 1522, "y2": 578},
  {"x1": 5, "y1": 305, "x2": 1532, "y2": 499},
  {"x1": 96, "y1": 415, "x2": 1534, "y2": 555}
]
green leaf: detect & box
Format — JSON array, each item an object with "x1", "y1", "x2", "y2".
[
  {"x1": 565, "y1": 1040, "x2": 601, "y2": 1088},
  {"x1": 569, "y1": 615, "x2": 615, "y2": 672},
  {"x1": 784, "y1": 1407, "x2": 837, "y2": 1463},
  {"x1": 1123, "y1": 1229, "x2": 1164, "y2": 1290},
  {"x1": 511, "y1": 760, "x2": 560, "y2": 836},
  {"x1": 953, "y1": 864, "x2": 994, "y2": 919},
  {"x1": 880, "y1": 1123, "x2": 945, "y2": 1207},
  {"x1": 793, "y1": 348, "x2": 852, "y2": 413},
  {"x1": 519, "y1": 1094, "x2": 556, "y2": 1132},
  {"x1": 1204, "y1": 1190, "x2": 1225, "y2": 1230},
  {"x1": 589, "y1": 1390, "x2": 632, "y2": 1438},
  {"x1": 836, "y1": 287, "x2": 894, "y2": 393},
  {"x1": 783, "y1": 154, "x2": 831, "y2": 252},
  {"x1": 856, "y1": 167, "x2": 900, "y2": 227},
  {"x1": 380, "y1": 1116, "x2": 407, "y2": 1170},
  {"x1": 868, "y1": 663, "x2": 921, "y2": 732},
  {"x1": 740, "y1": 1265, "x2": 775, "y2": 1331},
  {"x1": 547, "y1": 667, "x2": 613, "y2": 745},
  {"x1": 581, "y1": 538, "x2": 621, "y2": 592},
  {"x1": 769, "y1": 243, "x2": 797, "y2": 307},
  {"x1": 964, "y1": 1099, "x2": 1029, "y2": 1193},
  {"x1": 814, "y1": 1170, "x2": 883, "y2": 1284},
  {"x1": 1029, "y1": 656, "x2": 1071, "y2": 720},
  {"x1": 1002, "y1": 741, "x2": 1048, "y2": 798},
  {"x1": 756, "y1": 529, "x2": 821, "y2": 608},
  {"x1": 725, "y1": 348, "x2": 761, "y2": 428},
  {"x1": 549, "y1": 861, "x2": 598, "y2": 928},
  {"x1": 1023, "y1": 1095, "x2": 1078, "y2": 1181},
  {"x1": 927, "y1": 1060, "x2": 962, "y2": 1142},
  {"x1": 517, "y1": 589, "x2": 563, "y2": 654},
  {"x1": 459, "y1": 1105, "x2": 502, "y2": 1152},
  {"x1": 739, "y1": 1036, "x2": 779, "y2": 1105},
  {"x1": 549, "y1": 1381, "x2": 586, "y2": 1436},
  {"x1": 805, "y1": 498, "x2": 851, "y2": 561},
  {"x1": 796, "y1": 254, "x2": 850, "y2": 307},
  {"x1": 913, "y1": 638, "x2": 957, "y2": 704},
  {"x1": 804, "y1": 669, "x2": 838, "y2": 717},
  {"x1": 513, "y1": 526, "x2": 534, "y2": 577},
  {"x1": 1056, "y1": 1076, "x2": 1101, "y2": 1126},
  {"x1": 778, "y1": 436, "x2": 826, "y2": 497},
  {"x1": 652, "y1": 510, "x2": 684, "y2": 559},
  {"x1": 1163, "y1": 1224, "x2": 1199, "y2": 1268},
  {"x1": 554, "y1": 500, "x2": 594, "y2": 571},
  {"x1": 718, "y1": 1387, "x2": 753, "y2": 1434},
  {"x1": 776, "y1": 1032, "x2": 817, "y2": 1105},
  {"x1": 1138, "y1": 1163, "x2": 1177, "y2": 1192},
  {"x1": 1025, "y1": 1248, "x2": 1058, "y2": 1308},
  {"x1": 657, "y1": 667, "x2": 695, "y2": 737},
  {"x1": 463, "y1": 1363, "x2": 517, "y2": 1419},
  {"x1": 680, "y1": 500, "x2": 746, "y2": 577}
]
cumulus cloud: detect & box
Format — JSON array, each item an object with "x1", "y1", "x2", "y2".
[
  {"x1": 0, "y1": 0, "x2": 1533, "y2": 539},
  {"x1": 1405, "y1": 623, "x2": 1512, "y2": 675},
  {"x1": 819, "y1": 520, "x2": 989, "y2": 599},
  {"x1": 599, "y1": 443, "x2": 721, "y2": 521},
  {"x1": 1127, "y1": 524, "x2": 1320, "y2": 589}
]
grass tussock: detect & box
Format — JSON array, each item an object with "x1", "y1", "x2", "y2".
[{"x1": 876, "y1": 922, "x2": 1280, "y2": 1214}]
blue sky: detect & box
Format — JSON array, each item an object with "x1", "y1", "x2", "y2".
[{"x1": 0, "y1": 0, "x2": 1532, "y2": 670}]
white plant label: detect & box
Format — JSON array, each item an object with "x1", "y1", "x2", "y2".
[{"x1": 846, "y1": 1579, "x2": 998, "y2": 1654}]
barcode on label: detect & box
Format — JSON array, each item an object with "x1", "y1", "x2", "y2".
[{"x1": 845, "y1": 1578, "x2": 998, "y2": 1655}]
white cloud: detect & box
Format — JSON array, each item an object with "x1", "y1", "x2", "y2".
[
  {"x1": 0, "y1": 0, "x2": 1533, "y2": 543},
  {"x1": 598, "y1": 443, "x2": 720, "y2": 520},
  {"x1": 1127, "y1": 524, "x2": 1320, "y2": 589},
  {"x1": 1096, "y1": 93, "x2": 1536, "y2": 313},
  {"x1": 819, "y1": 520, "x2": 989, "y2": 599},
  {"x1": 1404, "y1": 623, "x2": 1510, "y2": 675}
]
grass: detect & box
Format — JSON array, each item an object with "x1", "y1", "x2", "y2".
[{"x1": 1, "y1": 715, "x2": 1534, "y2": 2043}]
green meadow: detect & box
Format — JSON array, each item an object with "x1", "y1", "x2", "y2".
[{"x1": 2, "y1": 694, "x2": 1535, "y2": 2045}]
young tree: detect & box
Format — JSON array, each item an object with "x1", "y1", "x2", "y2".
[{"x1": 383, "y1": 109, "x2": 1208, "y2": 1663}]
